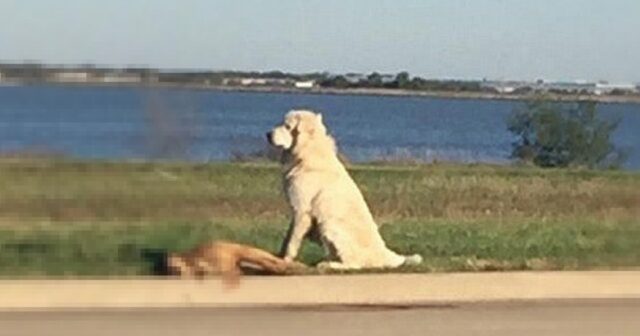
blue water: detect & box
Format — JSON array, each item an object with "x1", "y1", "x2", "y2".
[{"x1": 0, "y1": 84, "x2": 639, "y2": 169}]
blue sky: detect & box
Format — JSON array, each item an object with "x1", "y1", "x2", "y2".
[{"x1": 1, "y1": 0, "x2": 638, "y2": 82}]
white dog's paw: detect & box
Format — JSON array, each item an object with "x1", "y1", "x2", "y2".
[
  {"x1": 403, "y1": 254, "x2": 423, "y2": 266},
  {"x1": 316, "y1": 261, "x2": 350, "y2": 270},
  {"x1": 316, "y1": 262, "x2": 328, "y2": 271},
  {"x1": 316, "y1": 261, "x2": 334, "y2": 270}
]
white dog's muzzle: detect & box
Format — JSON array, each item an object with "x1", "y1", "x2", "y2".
[{"x1": 267, "y1": 125, "x2": 294, "y2": 149}]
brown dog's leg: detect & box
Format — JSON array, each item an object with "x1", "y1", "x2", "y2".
[
  {"x1": 216, "y1": 254, "x2": 242, "y2": 288},
  {"x1": 239, "y1": 244, "x2": 309, "y2": 274}
]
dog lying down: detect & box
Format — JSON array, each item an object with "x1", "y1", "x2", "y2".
[{"x1": 166, "y1": 240, "x2": 306, "y2": 286}]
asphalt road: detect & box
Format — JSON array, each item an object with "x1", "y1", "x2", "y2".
[{"x1": 2, "y1": 300, "x2": 639, "y2": 336}]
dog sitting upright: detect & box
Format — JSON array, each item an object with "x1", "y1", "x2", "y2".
[
  {"x1": 167, "y1": 240, "x2": 305, "y2": 286},
  {"x1": 267, "y1": 110, "x2": 423, "y2": 270}
]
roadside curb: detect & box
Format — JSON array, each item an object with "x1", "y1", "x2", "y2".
[{"x1": 1, "y1": 271, "x2": 639, "y2": 309}]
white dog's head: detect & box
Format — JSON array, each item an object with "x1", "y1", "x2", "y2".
[{"x1": 266, "y1": 110, "x2": 327, "y2": 150}]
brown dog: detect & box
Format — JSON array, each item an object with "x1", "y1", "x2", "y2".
[{"x1": 167, "y1": 241, "x2": 305, "y2": 286}]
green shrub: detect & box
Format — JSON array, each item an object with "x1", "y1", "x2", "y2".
[{"x1": 507, "y1": 97, "x2": 625, "y2": 168}]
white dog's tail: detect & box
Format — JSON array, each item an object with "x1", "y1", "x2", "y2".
[{"x1": 403, "y1": 254, "x2": 423, "y2": 266}]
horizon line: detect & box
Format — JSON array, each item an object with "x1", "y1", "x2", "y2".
[{"x1": 1, "y1": 60, "x2": 638, "y2": 85}]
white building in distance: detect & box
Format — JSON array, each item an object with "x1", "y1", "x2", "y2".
[
  {"x1": 294, "y1": 80, "x2": 315, "y2": 89},
  {"x1": 594, "y1": 83, "x2": 637, "y2": 95},
  {"x1": 51, "y1": 71, "x2": 90, "y2": 83},
  {"x1": 102, "y1": 72, "x2": 142, "y2": 84}
]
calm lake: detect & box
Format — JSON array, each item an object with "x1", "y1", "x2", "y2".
[{"x1": 0, "y1": 84, "x2": 638, "y2": 169}]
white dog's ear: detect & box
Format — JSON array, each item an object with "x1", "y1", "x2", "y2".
[{"x1": 316, "y1": 113, "x2": 323, "y2": 123}]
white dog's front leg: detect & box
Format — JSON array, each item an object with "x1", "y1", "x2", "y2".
[{"x1": 280, "y1": 212, "x2": 313, "y2": 262}]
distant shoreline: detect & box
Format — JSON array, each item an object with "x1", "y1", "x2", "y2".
[
  {"x1": 207, "y1": 85, "x2": 640, "y2": 104},
  {"x1": 3, "y1": 80, "x2": 640, "y2": 104}
]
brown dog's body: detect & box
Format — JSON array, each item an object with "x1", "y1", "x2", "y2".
[{"x1": 167, "y1": 241, "x2": 303, "y2": 285}]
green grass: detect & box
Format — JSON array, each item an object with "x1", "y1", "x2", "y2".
[
  {"x1": 0, "y1": 159, "x2": 638, "y2": 276},
  {"x1": 1, "y1": 219, "x2": 638, "y2": 276}
]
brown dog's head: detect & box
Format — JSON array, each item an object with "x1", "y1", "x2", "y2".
[
  {"x1": 166, "y1": 253, "x2": 193, "y2": 276},
  {"x1": 266, "y1": 110, "x2": 326, "y2": 151}
]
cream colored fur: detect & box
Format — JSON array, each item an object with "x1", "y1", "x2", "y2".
[{"x1": 267, "y1": 110, "x2": 422, "y2": 270}]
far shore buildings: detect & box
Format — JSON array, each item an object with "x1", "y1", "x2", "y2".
[
  {"x1": 481, "y1": 79, "x2": 639, "y2": 95},
  {"x1": 47, "y1": 70, "x2": 145, "y2": 84},
  {"x1": 101, "y1": 71, "x2": 142, "y2": 84},
  {"x1": 341, "y1": 73, "x2": 396, "y2": 85},
  {"x1": 294, "y1": 80, "x2": 316, "y2": 89},
  {"x1": 593, "y1": 82, "x2": 637, "y2": 95},
  {"x1": 222, "y1": 77, "x2": 293, "y2": 86},
  {"x1": 50, "y1": 71, "x2": 91, "y2": 83},
  {"x1": 222, "y1": 77, "x2": 317, "y2": 89}
]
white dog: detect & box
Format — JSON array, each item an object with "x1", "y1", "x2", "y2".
[{"x1": 267, "y1": 109, "x2": 422, "y2": 270}]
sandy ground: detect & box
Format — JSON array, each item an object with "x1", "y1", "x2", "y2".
[
  {"x1": 1, "y1": 271, "x2": 639, "y2": 309},
  {"x1": 2, "y1": 299, "x2": 639, "y2": 336}
]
